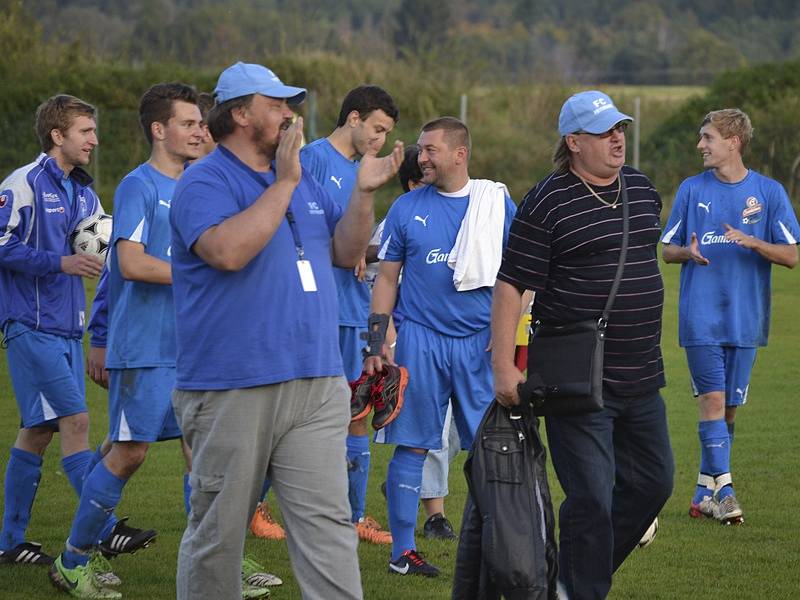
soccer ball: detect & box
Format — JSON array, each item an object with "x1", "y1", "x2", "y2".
[
  {"x1": 71, "y1": 213, "x2": 112, "y2": 260},
  {"x1": 637, "y1": 517, "x2": 659, "y2": 549}
]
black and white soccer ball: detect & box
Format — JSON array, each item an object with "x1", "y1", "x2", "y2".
[
  {"x1": 637, "y1": 517, "x2": 659, "y2": 549},
  {"x1": 71, "y1": 213, "x2": 112, "y2": 261}
]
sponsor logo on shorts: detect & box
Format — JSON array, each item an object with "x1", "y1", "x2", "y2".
[
  {"x1": 307, "y1": 201, "x2": 324, "y2": 215},
  {"x1": 330, "y1": 175, "x2": 343, "y2": 189},
  {"x1": 426, "y1": 248, "x2": 449, "y2": 264},
  {"x1": 700, "y1": 231, "x2": 733, "y2": 245},
  {"x1": 159, "y1": 199, "x2": 171, "y2": 208},
  {"x1": 741, "y1": 196, "x2": 763, "y2": 224}
]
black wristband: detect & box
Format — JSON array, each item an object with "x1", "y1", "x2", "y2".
[{"x1": 361, "y1": 313, "x2": 390, "y2": 358}]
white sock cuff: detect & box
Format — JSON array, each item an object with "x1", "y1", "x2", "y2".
[
  {"x1": 715, "y1": 472, "x2": 733, "y2": 490},
  {"x1": 697, "y1": 473, "x2": 715, "y2": 489}
]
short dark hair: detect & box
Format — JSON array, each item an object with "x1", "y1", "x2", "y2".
[
  {"x1": 207, "y1": 94, "x2": 254, "y2": 142},
  {"x1": 139, "y1": 82, "x2": 198, "y2": 146},
  {"x1": 420, "y1": 116, "x2": 471, "y2": 155},
  {"x1": 197, "y1": 92, "x2": 215, "y2": 123},
  {"x1": 35, "y1": 94, "x2": 96, "y2": 153},
  {"x1": 336, "y1": 85, "x2": 398, "y2": 127},
  {"x1": 398, "y1": 144, "x2": 423, "y2": 192}
]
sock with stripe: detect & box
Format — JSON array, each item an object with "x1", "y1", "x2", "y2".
[
  {"x1": 62, "y1": 462, "x2": 126, "y2": 569},
  {"x1": 386, "y1": 446, "x2": 425, "y2": 561},
  {"x1": 346, "y1": 434, "x2": 371, "y2": 523},
  {"x1": 696, "y1": 419, "x2": 732, "y2": 502},
  {"x1": 0, "y1": 448, "x2": 42, "y2": 550},
  {"x1": 62, "y1": 449, "x2": 92, "y2": 496}
]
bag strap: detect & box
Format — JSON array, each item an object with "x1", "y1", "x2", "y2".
[{"x1": 602, "y1": 171, "x2": 629, "y2": 319}]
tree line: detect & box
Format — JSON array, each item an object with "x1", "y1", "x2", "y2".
[{"x1": 10, "y1": 0, "x2": 800, "y2": 85}]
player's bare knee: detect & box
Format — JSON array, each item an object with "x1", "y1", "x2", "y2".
[
  {"x1": 60, "y1": 412, "x2": 90, "y2": 440},
  {"x1": 106, "y1": 441, "x2": 149, "y2": 477},
  {"x1": 697, "y1": 392, "x2": 725, "y2": 420},
  {"x1": 15, "y1": 426, "x2": 55, "y2": 456}
]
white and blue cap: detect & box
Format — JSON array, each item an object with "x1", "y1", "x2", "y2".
[
  {"x1": 214, "y1": 62, "x2": 306, "y2": 105},
  {"x1": 558, "y1": 90, "x2": 632, "y2": 136}
]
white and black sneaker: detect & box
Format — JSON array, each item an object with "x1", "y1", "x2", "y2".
[
  {"x1": 388, "y1": 550, "x2": 440, "y2": 577},
  {"x1": 0, "y1": 541, "x2": 55, "y2": 566},
  {"x1": 98, "y1": 518, "x2": 157, "y2": 557}
]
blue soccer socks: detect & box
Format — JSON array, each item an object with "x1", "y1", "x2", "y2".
[
  {"x1": 346, "y1": 434, "x2": 371, "y2": 523},
  {"x1": 83, "y1": 445, "x2": 105, "y2": 483},
  {"x1": 695, "y1": 419, "x2": 733, "y2": 503},
  {"x1": 0, "y1": 448, "x2": 43, "y2": 550},
  {"x1": 386, "y1": 446, "x2": 426, "y2": 561},
  {"x1": 62, "y1": 449, "x2": 92, "y2": 496},
  {"x1": 63, "y1": 462, "x2": 127, "y2": 568}
]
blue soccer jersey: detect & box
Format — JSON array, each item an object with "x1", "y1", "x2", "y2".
[
  {"x1": 661, "y1": 169, "x2": 799, "y2": 347},
  {"x1": 379, "y1": 182, "x2": 516, "y2": 337},
  {"x1": 300, "y1": 138, "x2": 370, "y2": 327},
  {"x1": 106, "y1": 163, "x2": 177, "y2": 368}
]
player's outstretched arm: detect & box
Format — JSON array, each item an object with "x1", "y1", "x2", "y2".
[
  {"x1": 332, "y1": 141, "x2": 404, "y2": 268},
  {"x1": 723, "y1": 223, "x2": 799, "y2": 268}
]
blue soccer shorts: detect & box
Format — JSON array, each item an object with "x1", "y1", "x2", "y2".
[
  {"x1": 685, "y1": 345, "x2": 758, "y2": 407},
  {"x1": 108, "y1": 367, "x2": 182, "y2": 442},
  {"x1": 374, "y1": 320, "x2": 493, "y2": 450},
  {"x1": 4, "y1": 321, "x2": 86, "y2": 428},
  {"x1": 339, "y1": 325, "x2": 367, "y2": 382}
]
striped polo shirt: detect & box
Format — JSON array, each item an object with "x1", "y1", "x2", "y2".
[{"x1": 498, "y1": 166, "x2": 665, "y2": 397}]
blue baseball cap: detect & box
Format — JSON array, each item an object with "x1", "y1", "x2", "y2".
[
  {"x1": 558, "y1": 90, "x2": 632, "y2": 136},
  {"x1": 214, "y1": 62, "x2": 306, "y2": 105}
]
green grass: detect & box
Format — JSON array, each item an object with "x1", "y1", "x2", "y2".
[{"x1": 1, "y1": 261, "x2": 799, "y2": 599}]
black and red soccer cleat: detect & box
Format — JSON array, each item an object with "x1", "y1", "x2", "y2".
[
  {"x1": 349, "y1": 373, "x2": 377, "y2": 421},
  {"x1": 370, "y1": 364, "x2": 407, "y2": 430}
]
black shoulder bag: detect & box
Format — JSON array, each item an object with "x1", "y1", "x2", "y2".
[{"x1": 519, "y1": 174, "x2": 630, "y2": 417}]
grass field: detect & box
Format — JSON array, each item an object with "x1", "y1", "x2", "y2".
[{"x1": 1, "y1": 260, "x2": 799, "y2": 599}]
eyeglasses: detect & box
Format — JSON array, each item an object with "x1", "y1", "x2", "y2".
[{"x1": 575, "y1": 122, "x2": 629, "y2": 138}]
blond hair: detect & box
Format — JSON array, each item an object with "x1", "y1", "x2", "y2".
[{"x1": 702, "y1": 108, "x2": 753, "y2": 153}]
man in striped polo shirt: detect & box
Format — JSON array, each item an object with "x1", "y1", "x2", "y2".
[{"x1": 491, "y1": 90, "x2": 674, "y2": 600}]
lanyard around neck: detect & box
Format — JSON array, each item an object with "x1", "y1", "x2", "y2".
[{"x1": 220, "y1": 145, "x2": 305, "y2": 260}]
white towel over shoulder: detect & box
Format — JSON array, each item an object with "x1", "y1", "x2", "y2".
[{"x1": 447, "y1": 178, "x2": 509, "y2": 291}]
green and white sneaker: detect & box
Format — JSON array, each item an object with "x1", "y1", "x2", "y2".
[
  {"x1": 49, "y1": 555, "x2": 122, "y2": 599},
  {"x1": 242, "y1": 582, "x2": 270, "y2": 598},
  {"x1": 88, "y1": 552, "x2": 122, "y2": 587},
  {"x1": 242, "y1": 555, "x2": 282, "y2": 587}
]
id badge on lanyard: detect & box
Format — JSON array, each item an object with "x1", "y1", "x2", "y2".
[{"x1": 231, "y1": 148, "x2": 319, "y2": 294}]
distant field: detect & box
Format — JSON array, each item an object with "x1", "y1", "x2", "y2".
[{"x1": 1, "y1": 259, "x2": 798, "y2": 599}]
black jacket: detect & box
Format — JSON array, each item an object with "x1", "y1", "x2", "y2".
[{"x1": 452, "y1": 401, "x2": 558, "y2": 600}]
